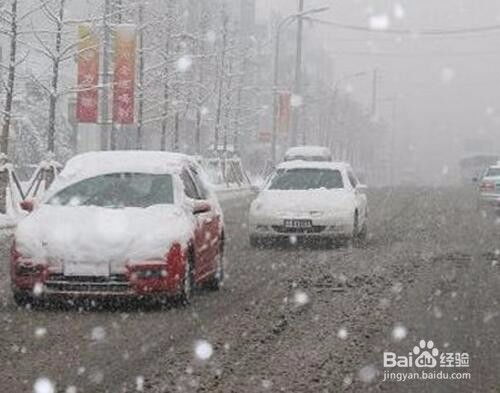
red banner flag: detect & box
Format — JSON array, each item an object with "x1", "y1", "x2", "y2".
[
  {"x1": 113, "y1": 25, "x2": 136, "y2": 124},
  {"x1": 76, "y1": 25, "x2": 99, "y2": 123},
  {"x1": 278, "y1": 91, "x2": 291, "y2": 134}
]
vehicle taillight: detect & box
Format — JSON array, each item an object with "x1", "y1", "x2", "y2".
[{"x1": 480, "y1": 180, "x2": 495, "y2": 192}]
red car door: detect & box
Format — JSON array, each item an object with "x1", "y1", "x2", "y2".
[
  {"x1": 189, "y1": 166, "x2": 222, "y2": 274},
  {"x1": 180, "y1": 170, "x2": 213, "y2": 281}
]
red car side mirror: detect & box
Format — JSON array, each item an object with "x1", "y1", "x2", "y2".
[{"x1": 20, "y1": 200, "x2": 34, "y2": 213}]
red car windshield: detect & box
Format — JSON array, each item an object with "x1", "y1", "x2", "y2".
[{"x1": 47, "y1": 173, "x2": 174, "y2": 208}]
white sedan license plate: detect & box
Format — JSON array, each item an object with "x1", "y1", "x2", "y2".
[
  {"x1": 64, "y1": 261, "x2": 109, "y2": 277},
  {"x1": 284, "y1": 219, "x2": 313, "y2": 229}
]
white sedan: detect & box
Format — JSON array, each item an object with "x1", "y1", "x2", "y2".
[{"x1": 249, "y1": 161, "x2": 368, "y2": 246}]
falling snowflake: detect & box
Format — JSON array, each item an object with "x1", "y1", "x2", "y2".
[
  {"x1": 293, "y1": 290, "x2": 309, "y2": 306},
  {"x1": 379, "y1": 298, "x2": 391, "y2": 308},
  {"x1": 289, "y1": 235, "x2": 298, "y2": 245},
  {"x1": 483, "y1": 312, "x2": 498, "y2": 324},
  {"x1": 358, "y1": 365, "x2": 378, "y2": 383},
  {"x1": 369, "y1": 14, "x2": 390, "y2": 30},
  {"x1": 393, "y1": 3, "x2": 405, "y2": 19},
  {"x1": 337, "y1": 328, "x2": 348, "y2": 340},
  {"x1": 344, "y1": 83, "x2": 354, "y2": 94},
  {"x1": 343, "y1": 374, "x2": 353, "y2": 387},
  {"x1": 35, "y1": 327, "x2": 47, "y2": 338},
  {"x1": 177, "y1": 56, "x2": 193, "y2": 73},
  {"x1": 391, "y1": 324, "x2": 408, "y2": 342},
  {"x1": 194, "y1": 340, "x2": 213, "y2": 360},
  {"x1": 33, "y1": 377, "x2": 55, "y2": 393},
  {"x1": 262, "y1": 379, "x2": 273, "y2": 389},
  {"x1": 391, "y1": 282, "x2": 403, "y2": 294},
  {"x1": 433, "y1": 306, "x2": 443, "y2": 319},
  {"x1": 440, "y1": 67, "x2": 455, "y2": 84},
  {"x1": 91, "y1": 326, "x2": 106, "y2": 341},
  {"x1": 33, "y1": 282, "x2": 44, "y2": 297},
  {"x1": 65, "y1": 387, "x2": 77, "y2": 393},
  {"x1": 206, "y1": 30, "x2": 217, "y2": 44},
  {"x1": 290, "y1": 95, "x2": 303, "y2": 108},
  {"x1": 136, "y1": 375, "x2": 144, "y2": 391},
  {"x1": 89, "y1": 370, "x2": 104, "y2": 384}
]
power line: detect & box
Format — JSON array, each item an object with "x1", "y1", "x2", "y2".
[
  {"x1": 328, "y1": 50, "x2": 500, "y2": 58},
  {"x1": 305, "y1": 17, "x2": 500, "y2": 37}
]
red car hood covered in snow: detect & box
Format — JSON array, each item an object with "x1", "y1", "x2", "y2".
[{"x1": 15, "y1": 204, "x2": 193, "y2": 274}]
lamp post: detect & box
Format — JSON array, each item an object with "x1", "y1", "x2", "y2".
[{"x1": 271, "y1": 7, "x2": 329, "y2": 165}]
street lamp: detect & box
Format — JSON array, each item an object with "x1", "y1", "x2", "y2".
[{"x1": 271, "y1": 6, "x2": 329, "y2": 165}]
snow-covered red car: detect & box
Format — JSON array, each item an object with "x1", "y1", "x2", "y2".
[
  {"x1": 10, "y1": 151, "x2": 224, "y2": 306},
  {"x1": 249, "y1": 161, "x2": 368, "y2": 246}
]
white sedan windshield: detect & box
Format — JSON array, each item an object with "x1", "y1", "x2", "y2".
[{"x1": 268, "y1": 169, "x2": 344, "y2": 190}]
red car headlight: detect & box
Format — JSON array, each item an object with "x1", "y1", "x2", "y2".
[
  {"x1": 14, "y1": 261, "x2": 45, "y2": 277},
  {"x1": 133, "y1": 268, "x2": 168, "y2": 280},
  {"x1": 10, "y1": 242, "x2": 48, "y2": 291}
]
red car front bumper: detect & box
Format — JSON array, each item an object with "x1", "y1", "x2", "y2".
[{"x1": 10, "y1": 243, "x2": 188, "y2": 299}]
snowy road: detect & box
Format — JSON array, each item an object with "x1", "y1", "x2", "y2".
[{"x1": 0, "y1": 188, "x2": 499, "y2": 392}]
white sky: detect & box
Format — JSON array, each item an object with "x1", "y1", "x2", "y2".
[{"x1": 257, "y1": 0, "x2": 500, "y2": 181}]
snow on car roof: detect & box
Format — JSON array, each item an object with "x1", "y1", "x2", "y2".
[
  {"x1": 64, "y1": 150, "x2": 191, "y2": 176},
  {"x1": 46, "y1": 151, "x2": 193, "y2": 198},
  {"x1": 284, "y1": 146, "x2": 331, "y2": 156},
  {"x1": 277, "y1": 160, "x2": 350, "y2": 171}
]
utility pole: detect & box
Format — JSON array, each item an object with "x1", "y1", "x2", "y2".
[
  {"x1": 100, "y1": 0, "x2": 111, "y2": 151},
  {"x1": 160, "y1": 39, "x2": 170, "y2": 151},
  {"x1": 214, "y1": 12, "x2": 228, "y2": 153},
  {"x1": 291, "y1": 0, "x2": 304, "y2": 147},
  {"x1": 136, "y1": 1, "x2": 145, "y2": 149},
  {"x1": 271, "y1": 25, "x2": 281, "y2": 164},
  {"x1": 1, "y1": 0, "x2": 18, "y2": 155},
  {"x1": 371, "y1": 68, "x2": 378, "y2": 119},
  {"x1": 47, "y1": 0, "x2": 65, "y2": 154},
  {"x1": 109, "y1": 0, "x2": 122, "y2": 150},
  {"x1": 270, "y1": 6, "x2": 329, "y2": 164}
]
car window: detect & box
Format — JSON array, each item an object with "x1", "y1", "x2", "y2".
[
  {"x1": 189, "y1": 166, "x2": 208, "y2": 199},
  {"x1": 180, "y1": 170, "x2": 201, "y2": 199},
  {"x1": 47, "y1": 173, "x2": 174, "y2": 208},
  {"x1": 348, "y1": 171, "x2": 358, "y2": 188},
  {"x1": 485, "y1": 167, "x2": 500, "y2": 177},
  {"x1": 268, "y1": 168, "x2": 344, "y2": 190}
]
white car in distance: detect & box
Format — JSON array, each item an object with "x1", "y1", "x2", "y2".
[
  {"x1": 249, "y1": 161, "x2": 368, "y2": 246},
  {"x1": 283, "y1": 145, "x2": 332, "y2": 162},
  {"x1": 477, "y1": 164, "x2": 500, "y2": 211}
]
